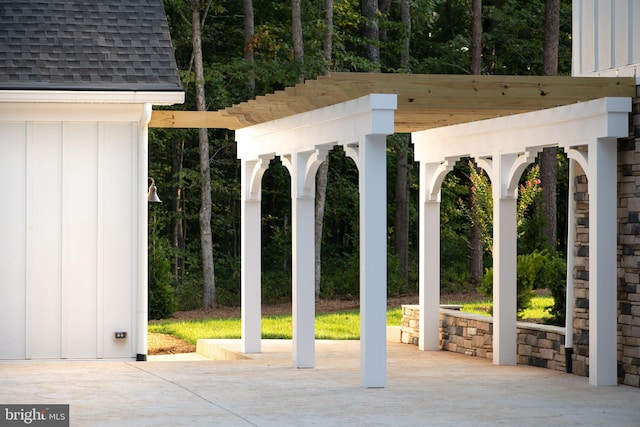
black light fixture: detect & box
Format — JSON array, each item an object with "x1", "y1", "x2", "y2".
[{"x1": 147, "y1": 177, "x2": 162, "y2": 203}]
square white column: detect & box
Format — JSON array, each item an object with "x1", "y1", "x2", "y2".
[
  {"x1": 359, "y1": 134, "x2": 387, "y2": 388},
  {"x1": 241, "y1": 160, "x2": 262, "y2": 353},
  {"x1": 291, "y1": 154, "x2": 316, "y2": 368},
  {"x1": 419, "y1": 163, "x2": 441, "y2": 350},
  {"x1": 588, "y1": 137, "x2": 618, "y2": 385}
]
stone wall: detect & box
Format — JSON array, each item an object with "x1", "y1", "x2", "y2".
[{"x1": 401, "y1": 306, "x2": 567, "y2": 372}]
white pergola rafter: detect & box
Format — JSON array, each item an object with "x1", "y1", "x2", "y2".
[
  {"x1": 236, "y1": 94, "x2": 397, "y2": 388},
  {"x1": 413, "y1": 97, "x2": 631, "y2": 385}
]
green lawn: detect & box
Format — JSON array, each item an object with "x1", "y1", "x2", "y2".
[
  {"x1": 461, "y1": 296, "x2": 554, "y2": 322},
  {"x1": 149, "y1": 297, "x2": 552, "y2": 344}
]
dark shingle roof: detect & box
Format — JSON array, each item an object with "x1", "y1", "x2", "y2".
[{"x1": 0, "y1": 0, "x2": 182, "y2": 91}]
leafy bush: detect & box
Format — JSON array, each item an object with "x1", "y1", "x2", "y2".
[
  {"x1": 479, "y1": 249, "x2": 566, "y2": 314},
  {"x1": 543, "y1": 252, "x2": 567, "y2": 326},
  {"x1": 148, "y1": 236, "x2": 176, "y2": 320}
]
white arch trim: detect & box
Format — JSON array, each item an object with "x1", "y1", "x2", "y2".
[{"x1": 413, "y1": 97, "x2": 631, "y2": 385}]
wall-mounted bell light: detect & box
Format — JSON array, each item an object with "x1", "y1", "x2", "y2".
[{"x1": 147, "y1": 177, "x2": 162, "y2": 203}]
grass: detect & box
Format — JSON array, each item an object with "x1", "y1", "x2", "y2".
[
  {"x1": 460, "y1": 296, "x2": 554, "y2": 322},
  {"x1": 149, "y1": 297, "x2": 552, "y2": 344}
]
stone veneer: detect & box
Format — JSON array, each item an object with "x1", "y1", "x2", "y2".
[{"x1": 401, "y1": 306, "x2": 567, "y2": 372}]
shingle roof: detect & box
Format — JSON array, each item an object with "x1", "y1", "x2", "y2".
[{"x1": 0, "y1": 0, "x2": 182, "y2": 92}]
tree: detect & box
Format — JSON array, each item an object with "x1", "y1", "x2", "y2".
[
  {"x1": 469, "y1": 0, "x2": 483, "y2": 283},
  {"x1": 292, "y1": 0, "x2": 304, "y2": 83},
  {"x1": 243, "y1": 0, "x2": 255, "y2": 95},
  {"x1": 315, "y1": 0, "x2": 333, "y2": 300},
  {"x1": 540, "y1": 0, "x2": 560, "y2": 250},
  {"x1": 361, "y1": 0, "x2": 380, "y2": 69},
  {"x1": 191, "y1": 0, "x2": 216, "y2": 308},
  {"x1": 471, "y1": 0, "x2": 482, "y2": 74},
  {"x1": 394, "y1": 135, "x2": 410, "y2": 289},
  {"x1": 399, "y1": 0, "x2": 411, "y2": 72}
]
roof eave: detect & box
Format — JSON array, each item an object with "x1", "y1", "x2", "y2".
[{"x1": 0, "y1": 90, "x2": 185, "y2": 106}]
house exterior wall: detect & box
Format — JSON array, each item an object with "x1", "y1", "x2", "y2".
[
  {"x1": 573, "y1": 0, "x2": 640, "y2": 77},
  {"x1": 0, "y1": 103, "x2": 143, "y2": 359}
]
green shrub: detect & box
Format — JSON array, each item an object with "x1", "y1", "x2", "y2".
[
  {"x1": 148, "y1": 236, "x2": 176, "y2": 320},
  {"x1": 542, "y1": 252, "x2": 567, "y2": 326},
  {"x1": 479, "y1": 249, "x2": 566, "y2": 314}
]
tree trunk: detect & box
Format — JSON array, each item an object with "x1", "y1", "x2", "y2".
[
  {"x1": 361, "y1": 0, "x2": 380, "y2": 68},
  {"x1": 315, "y1": 159, "x2": 329, "y2": 300},
  {"x1": 540, "y1": 0, "x2": 560, "y2": 249},
  {"x1": 192, "y1": 0, "x2": 216, "y2": 308},
  {"x1": 394, "y1": 136, "x2": 410, "y2": 289},
  {"x1": 315, "y1": 0, "x2": 333, "y2": 300},
  {"x1": 378, "y1": 0, "x2": 390, "y2": 42},
  {"x1": 469, "y1": 197, "x2": 484, "y2": 284},
  {"x1": 469, "y1": 161, "x2": 484, "y2": 284},
  {"x1": 543, "y1": 0, "x2": 560, "y2": 77},
  {"x1": 323, "y1": 0, "x2": 333, "y2": 70},
  {"x1": 171, "y1": 136, "x2": 185, "y2": 286},
  {"x1": 471, "y1": 0, "x2": 482, "y2": 75},
  {"x1": 292, "y1": 0, "x2": 304, "y2": 83},
  {"x1": 399, "y1": 0, "x2": 411, "y2": 73},
  {"x1": 469, "y1": 3, "x2": 484, "y2": 282},
  {"x1": 243, "y1": 0, "x2": 255, "y2": 96}
]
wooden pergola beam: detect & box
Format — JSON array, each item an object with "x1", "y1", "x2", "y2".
[{"x1": 150, "y1": 73, "x2": 636, "y2": 132}]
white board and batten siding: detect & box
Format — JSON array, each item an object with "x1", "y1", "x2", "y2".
[
  {"x1": 0, "y1": 103, "x2": 142, "y2": 359},
  {"x1": 573, "y1": 0, "x2": 640, "y2": 77}
]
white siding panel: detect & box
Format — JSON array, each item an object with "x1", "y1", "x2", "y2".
[
  {"x1": 582, "y1": 0, "x2": 597, "y2": 74},
  {"x1": 633, "y1": 1, "x2": 640, "y2": 64},
  {"x1": 597, "y1": 0, "x2": 612, "y2": 70},
  {"x1": 102, "y1": 123, "x2": 136, "y2": 358},
  {"x1": 613, "y1": 1, "x2": 629, "y2": 67},
  {"x1": 574, "y1": 0, "x2": 640, "y2": 75},
  {"x1": 61, "y1": 123, "x2": 98, "y2": 358},
  {"x1": 26, "y1": 123, "x2": 63, "y2": 359},
  {"x1": 0, "y1": 123, "x2": 27, "y2": 359}
]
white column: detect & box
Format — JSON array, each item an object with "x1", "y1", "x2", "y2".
[
  {"x1": 493, "y1": 195, "x2": 518, "y2": 365},
  {"x1": 418, "y1": 161, "x2": 451, "y2": 351},
  {"x1": 588, "y1": 137, "x2": 618, "y2": 386},
  {"x1": 481, "y1": 153, "x2": 518, "y2": 366},
  {"x1": 290, "y1": 152, "x2": 316, "y2": 368},
  {"x1": 136, "y1": 103, "x2": 152, "y2": 361},
  {"x1": 420, "y1": 199, "x2": 440, "y2": 351},
  {"x1": 241, "y1": 159, "x2": 264, "y2": 353},
  {"x1": 565, "y1": 159, "x2": 576, "y2": 357},
  {"x1": 358, "y1": 134, "x2": 387, "y2": 388}
]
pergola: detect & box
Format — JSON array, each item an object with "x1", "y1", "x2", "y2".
[{"x1": 151, "y1": 73, "x2": 636, "y2": 388}]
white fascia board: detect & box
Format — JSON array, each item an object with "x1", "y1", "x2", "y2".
[
  {"x1": 0, "y1": 102, "x2": 148, "y2": 123},
  {"x1": 237, "y1": 94, "x2": 397, "y2": 160},
  {"x1": 413, "y1": 97, "x2": 631, "y2": 163},
  {"x1": 0, "y1": 90, "x2": 184, "y2": 105}
]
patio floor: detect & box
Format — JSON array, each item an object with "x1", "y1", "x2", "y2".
[{"x1": 1, "y1": 340, "x2": 639, "y2": 426}]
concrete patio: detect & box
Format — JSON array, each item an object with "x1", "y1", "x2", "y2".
[{"x1": 1, "y1": 340, "x2": 639, "y2": 426}]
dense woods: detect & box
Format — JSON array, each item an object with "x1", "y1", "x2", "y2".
[{"x1": 148, "y1": 0, "x2": 572, "y2": 319}]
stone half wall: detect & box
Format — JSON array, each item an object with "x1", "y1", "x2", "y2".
[{"x1": 401, "y1": 306, "x2": 568, "y2": 373}]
